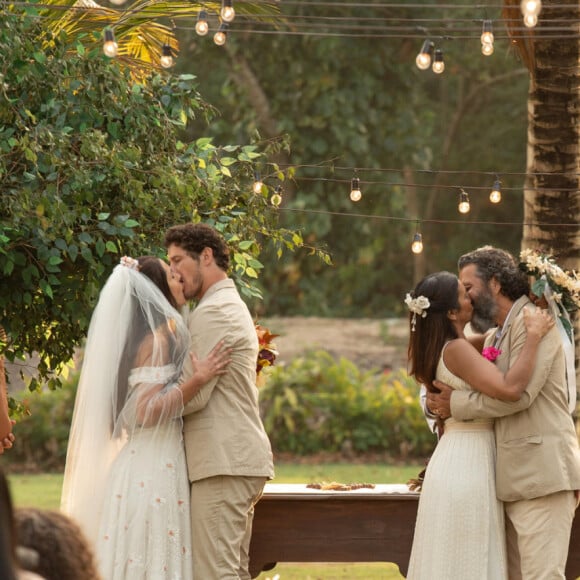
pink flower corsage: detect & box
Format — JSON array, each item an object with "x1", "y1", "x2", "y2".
[{"x1": 482, "y1": 346, "x2": 502, "y2": 362}]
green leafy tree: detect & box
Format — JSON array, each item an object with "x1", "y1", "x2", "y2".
[{"x1": 0, "y1": 12, "x2": 326, "y2": 394}]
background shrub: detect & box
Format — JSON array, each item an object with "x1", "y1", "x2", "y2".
[
  {"x1": 4, "y1": 374, "x2": 78, "y2": 472},
  {"x1": 259, "y1": 350, "x2": 436, "y2": 458}
]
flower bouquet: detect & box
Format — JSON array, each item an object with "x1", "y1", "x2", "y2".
[{"x1": 255, "y1": 324, "x2": 279, "y2": 379}]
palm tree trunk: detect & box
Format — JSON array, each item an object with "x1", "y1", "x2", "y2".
[{"x1": 505, "y1": 0, "x2": 580, "y2": 409}]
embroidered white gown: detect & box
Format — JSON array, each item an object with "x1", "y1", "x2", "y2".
[
  {"x1": 96, "y1": 364, "x2": 193, "y2": 580},
  {"x1": 406, "y1": 351, "x2": 508, "y2": 580}
]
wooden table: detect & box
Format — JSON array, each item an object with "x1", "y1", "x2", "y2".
[
  {"x1": 249, "y1": 483, "x2": 580, "y2": 579},
  {"x1": 249, "y1": 483, "x2": 418, "y2": 578}
]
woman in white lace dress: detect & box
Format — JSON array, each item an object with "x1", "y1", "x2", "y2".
[
  {"x1": 61, "y1": 256, "x2": 230, "y2": 580},
  {"x1": 405, "y1": 271, "x2": 553, "y2": 580}
]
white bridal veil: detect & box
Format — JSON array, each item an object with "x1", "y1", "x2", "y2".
[{"x1": 60, "y1": 260, "x2": 190, "y2": 547}]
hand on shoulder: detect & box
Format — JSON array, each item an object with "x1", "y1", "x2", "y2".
[{"x1": 522, "y1": 306, "x2": 554, "y2": 340}]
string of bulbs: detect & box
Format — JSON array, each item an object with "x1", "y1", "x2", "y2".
[
  {"x1": 251, "y1": 167, "x2": 577, "y2": 254},
  {"x1": 35, "y1": 0, "x2": 555, "y2": 65}
]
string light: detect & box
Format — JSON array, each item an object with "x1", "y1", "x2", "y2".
[
  {"x1": 523, "y1": 13, "x2": 538, "y2": 28},
  {"x1": 214, "y1": 23, "x2": 228, "y2": 46},
  {"x1": 481, "y1": 19, "x2": 494, "y2": 56},
  {"x1": 350, "y1": 175, "x2": 362, "y2": 202},
  {"x1": 521, "y1": 0, "x2": 542, "y2": 16},
  {"x1": 521, "y1": 0, "x2": 541, "y2": 28},
  {"x1": 432, "y1": 48, "x2": 445, "y2": 74},
  {"x1": 458, "y1": 189, "x2": 471, "y2": 214},
  {"x1": 195, "y1": 10, "x2": 209, "y2": 36},
  {"x1": 481, "y1": 41, "x2": 494, "y2": 56},
  {"x1": 411, "y1": 226, "x2": 424, "y2": 254},
  {"x1": 415, "y1": 39, "x2": 434, "y2": 70},
  {"x1": 102, "y1": 28, "x2": 118, "y2": 58},
  {"x1": 253, "y1": 172, "x2": 263, "y2": 194},
  {"x1": 480, "y1": 20, "x2": 494, "y2": 45},
  {"x1": 221, "y1": 0, "x2": 236, "y2": 23},
  {"x1": 490, "y1": 178, "x2": 502, "y2": 203},
  {"x1": 271, "y1": 185, "x2": 283, "y2": 206},
  {"x1": 160, "y1": 43, "x2": 174, "y2": 69}
]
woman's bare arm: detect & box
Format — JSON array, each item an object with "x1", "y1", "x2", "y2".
[{"x1": 444, "y1": 308, "x2": 553, "y2": 402}]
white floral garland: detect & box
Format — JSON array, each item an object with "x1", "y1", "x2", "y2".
[{"x1": 520, "y1": 248, "x2": 578, "y2": 414}]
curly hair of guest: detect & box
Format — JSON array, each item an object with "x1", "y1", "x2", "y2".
[{"x1": 15, "y1": 508, "x2": 102, "y2": 580}]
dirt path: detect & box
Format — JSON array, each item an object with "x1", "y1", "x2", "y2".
[{"x1": 260, "y1": 316, "x2": 409, "y2": 372}]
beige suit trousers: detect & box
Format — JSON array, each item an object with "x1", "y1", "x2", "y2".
[
  {"x1": 189, "y1": 475, "x2": 267, "y2": 580},
  {"x1": 505, "y1": 490, "x2": 577, "y2": 580}
]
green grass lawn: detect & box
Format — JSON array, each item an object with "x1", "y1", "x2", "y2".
[{"x1": 7, "y1": 461, "x2": 420, "y2": 579}]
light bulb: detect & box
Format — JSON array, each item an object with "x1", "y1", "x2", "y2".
[
  {"x1": 350, "y1": 177, "x2": 362, "y2": 202},
  {"x1": 432, "y1": 49, "x2": 445, "y2": 74},
  {"x1": 253, "y1": 174, "x2": 263, "y2": 194},
  {"x1": 103, "y1": 29, "x2": 118, "y2": 58},
  {"x1": 411, "y1": 233, "x2": 424, "y2": 254},
  {"x1": 195, "y1": 11, "x2": 209, "y2": 36},
  {"x1": 160, "y1": 44, "x2": 174, "y2": 69},
  {"x1": 458, "y1": 191, "x2": 470, "y2": 214},
  {"x1": 214, "y1": 24, "x2": 227, "y2": 46},
  {"x1": 481, "y1": 20, "x2": 494, "y2": 45},
  {"x1": 271, "y1": 187, "x2": 283, "y2": 207},
  {"x1": 221, "y1": 0, "x2": 235, "y2": 22},
  {"x1": 481, "y1": 42, "x2": 494, "y2": 56},
  {"x1": 490, "y1": 180, "x2": 502, "y2": 203},
  {"x1": 415, "y1": 40, "x2": 434, "y2": 70},
  {"x1": 523, "y1": 13, "x2": 538, "y2": 27},
  {"x1": 521, "y1": 0, "x2": 542, "y2": 16}
]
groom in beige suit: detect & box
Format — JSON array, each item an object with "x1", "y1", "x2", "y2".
[
  {"x1": 166, "y1": 223, "x2": 274, "y2": 580},
  {"x1": 428, "y1": 246, "x2": 580, "y2": 580}
]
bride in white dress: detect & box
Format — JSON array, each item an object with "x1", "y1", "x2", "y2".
[
  {"x1": 404, "y1": 271, "x2": 553, "y2": 580},
  {"x1": 61, "y1": 256, "x2": 230, "y2": 579}
]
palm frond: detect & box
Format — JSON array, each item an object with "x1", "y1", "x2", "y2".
[{"x1": 37, "y1": 0, "x2": 280, "y2": 75}]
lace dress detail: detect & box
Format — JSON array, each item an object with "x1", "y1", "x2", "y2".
[
  {"x1": 96, "y1": 364, "x2": 193, "y2": 580},
  {"x1": 406, "y1": 347, "x2": 507, "y2": 580}
]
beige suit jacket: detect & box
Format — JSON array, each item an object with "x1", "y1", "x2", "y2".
[
  {"x1": 180, "y1": 279, "x2": 274, "y2": 482},
  {"x1": 451, "y1": 295, "x2": 580, "y2": 502}
]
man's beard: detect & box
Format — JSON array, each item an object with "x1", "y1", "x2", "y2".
[{"x1": 470, "y1": 285, "x2": 498, "y2": 333}]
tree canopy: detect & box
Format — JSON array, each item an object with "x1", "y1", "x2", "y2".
[{"x1": 0, "y1": 13, "x2": 326, "y2": 391}]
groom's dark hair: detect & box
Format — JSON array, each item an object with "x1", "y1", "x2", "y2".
[
  {"x1": 165, "y1": 223, "x2": 230, "y2": 272},
  {"x1": 458, "y1": 246, "x2": 529, "y2": 301}
]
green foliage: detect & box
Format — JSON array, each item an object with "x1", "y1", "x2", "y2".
[
  {"x1": 259, "y1": 350, "x2": 436, "y2": 457},
  {"x1": 5, "y1": 352, "x2": 434, "y2": 471},
  {"x1": 0, "y1": 13, "x2": 327, "y2": 391},
  {"x1": 2, "y1": 375, "x2": 78, "y2": 471}
]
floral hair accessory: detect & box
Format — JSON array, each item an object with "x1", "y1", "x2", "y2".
[
  {"x1": 405, "y1": 293, "x2": 431, "y2": 332},
  {"x1": 120, "y1": 256, "x2": 140, "y2": 271},
  {"x1": 482, "y1": 346, "x2": 502, "y2": 362}
]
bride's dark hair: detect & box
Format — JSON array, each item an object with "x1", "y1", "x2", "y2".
[
  {"x1": 407, "y1": 271, "x2": 460, "y2": 391},
  {"x1": 116, "y1": 257, "x2": 179, "y2": 422}
]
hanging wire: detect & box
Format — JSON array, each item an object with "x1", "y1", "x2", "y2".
[{"x1": 278, "y1": 207, "x2": 578, "y2": 228}]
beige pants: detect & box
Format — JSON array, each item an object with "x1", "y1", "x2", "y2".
[
  {"x1": 505, "y1": 490, "x2": 577, "y2": 580},
  {"x1": 189, "y1": 475, "x2": 267, "y2": 580}
]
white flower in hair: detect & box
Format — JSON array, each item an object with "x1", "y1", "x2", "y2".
[
  {"x1": 405, "y1": 293, "x2": 431, "y2": 331},
  {"x1": 120, "y1": 256, "x2": 140, "y2": 271}
]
